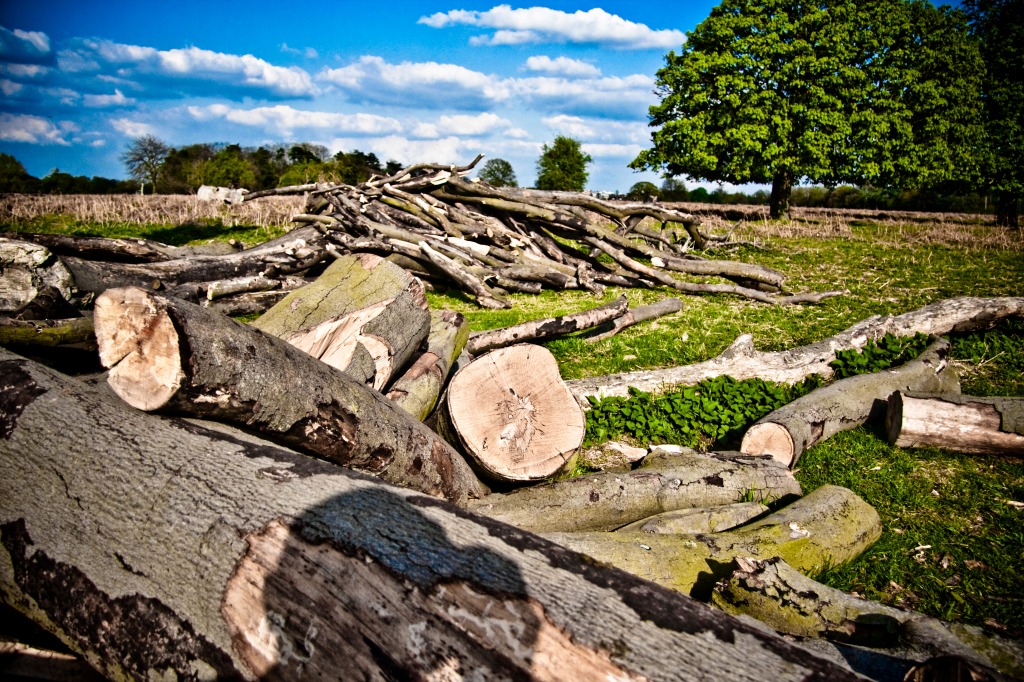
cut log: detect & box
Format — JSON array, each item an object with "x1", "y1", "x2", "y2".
[
  {"x1": 468, "y1": 451, "x2": 801, "y2": 533},
  {"x1": 566, "y1": 296, "x2": 1024, "y2": 402},
  {"x1": 0, "y1": 239, "x2": 79, "y2": 316},
  {"x1": 440, "y1": 344, "x2": 586, "y2": 482},
  {"x1": 712, "y1": 557, "x2": 1024, "y2": 679},
  {"x1": 741, "y1": 338, "x2": 960, "y2": 467},
  {"x1": 886, "y1": 392, "x2": 1024, "y2": 455},
  {"x1": 466, "y1": 295, "x2": 628, "y2": 355},
  {"x1": 252, "y1": 253, "x2": 430, "y2": 390},
  {"x1": 385, "y1": 309, "x2": 469, "y2": 421},
  {"x1": 0, "y1": 316, "x2": 95, "y2": 349},
  {"x1": 92, "y1": 287, "x2": 485, "y2": 503},
  {"x1": 544, "y1": 485, "x2": 882, "y2": 599},
  {"x1": 0, "y1": 349, "x2": 863, "y2": 681},
  {"x1": 585, "y1": 297, "x2": 683, "y2": 343},
  {"x1": 615, "y1": 501, "x2": 770, "y2": 535}
]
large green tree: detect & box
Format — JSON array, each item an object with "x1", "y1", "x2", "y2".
[
  {"x1": 478, "y1": 158, "x2": 518, "y2": 187},
  {"x1": 121, "y1": 135, "x2": 170, "y2": 194},
  {"x1": 964, "y1": 0, "x2": 1024, "y2": 227},
  {"x1": 536, "y1": 136, "x2": 592, "y2": 192},
  {"x1": 631, "y1": 0, "x2": 984, "y2": 219}
]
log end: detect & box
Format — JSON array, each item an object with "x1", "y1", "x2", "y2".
[
  {"x1": 94, "y1": 287, "x2": 183, "y2": 411},
  {"x1": 740, "y1": 423, "x2": 795, "y2": 467}
]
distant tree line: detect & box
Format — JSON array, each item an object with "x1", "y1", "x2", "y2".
[{"x1": 0, "y1": 153, "x2": 138, "y2": 194}]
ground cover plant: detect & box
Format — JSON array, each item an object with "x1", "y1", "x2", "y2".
[{"x1": 4, "y1": 194, "x2": 1022, "y2": 635}]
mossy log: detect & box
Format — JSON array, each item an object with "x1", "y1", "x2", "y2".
[
  {"x1": 741, "y1": 338, "x2": 960, "y2": 467},
  {"x1": 615, "y1": 501, "x2": 770, "y2": 535},
  {"x1": 468, "y1": 451, "x2": 801, "y2": 533},
  {"x1": 543, "y1": 485, "x2": 881, "y2": 599},
  {"x1": 567, "y1": 296, "x2": 1024, "y2": 402},
  {"x1": 0, "y1": 349, "x2": 862, "y2": 681},
  {"x1": 93, "y1": 287, "x2": 485, "y2": 503},
  {"x1": 253, "y1": 253, "x2": 430, "y2": 390},
  {"x1": 886, "y1": 391, "x2": 1024, "y2": 455},
  {"x1": 0, "y1": 315, "x2": 95, "y2": 349},
  {"x1": 385, "y1": 309, "x2": 469, "y2": 421},
  {"x1": 712, "y1": 557, "x2": 1024, "y2": 679}
]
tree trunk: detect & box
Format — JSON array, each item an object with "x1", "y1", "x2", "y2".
[
  {"x1": 385, "y1": 309, "x2": 469, "y2": 421},
  {"x1": 586, "y1": 297, "x2": 683, "y2": 343},
  {"x1": 0, "y1": 349, "x2": 862, "y2": 681},
  {"x1": 468, "y1": 451, "x2": 801, "y2": 533},
  {"x1": 466, "y1": 295, "x2": 628, "y2": 355},
  {"x1": 615, "y1": 501, "x2": 770, "y2": 535},
  {"x1": 92, "y1": 287, "x2": 486, "y2": 503},
  {"x1": 439, "y1": 344, "x2": 586, "y2": 482},
  {"x1": 886, "y1": 392, "x2": 1024, "y2": 455},
  {"x1": 712, "y1": 557, "x2": 1024, "y2": 679},
  {"x1": 741, "y1": 338, "x2": 960, "y2": 467},
  {"x1": 994, "y1": 191, "x2": 1019, "y2": 229},
  {"x1": 769, "y1": 170, "x2": 794, "y2": 221},
  {"x1": 544, "y1": 485, "x2": 881, "y2": 600},
  {"x1": 252, "y1": 253, "x2": 430, "y2": 390},
  {"x1": 566, "y1": 296, "x2": 1024, "y2": 403}
]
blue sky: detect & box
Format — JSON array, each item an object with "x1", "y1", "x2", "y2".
[{"x1": 0, "y1": 1, "x2": 729, "y2": 192}]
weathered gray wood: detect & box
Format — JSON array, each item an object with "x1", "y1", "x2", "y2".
[
  {"x1": 468, "y1": 451, "x2": 801, "y2": 533},
  {"x1": 253, "y1": 253, "x2": 430, "y2": 390},
  {"x1": 566, "y1": 296, "x2": 1024, "y2": 402},
  {"x1": 544, "y1": 485, "x2": 881, "y2": 599},
  {"x1": 385, "y1": 309, "x2": 469, "y2": 421},
  {"x1": 712, "y1": 557, "x2": 1024, "y2": 679},
  {"x1": 887, "y1": 392, "x2": 1024, "y2": 455},
  {"x1": 586, "y1": 297, "x2": 683, "y2": 343},
  {"x1": 741, "y1": 338, "x2": 960, "y2": 466},
  {"x1": 93, "y1": 286, "x2": 485, "y2": 503},
  {"x1": 0, "y1": 349, "x2": 862, "y2": 681},
  {"x1": 0, "y1": 239, "x2": 79, "y2": 315},
  {"x1": 615, "y1": 501, "x2": 770, "y2": 534}
]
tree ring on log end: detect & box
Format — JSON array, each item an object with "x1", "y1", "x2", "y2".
[
  {"x1": 740, "y1": 423, "x2": 795, "y2": 467},
  {"x1": 444, "y1": 344, "x2": 585, "y2": 482},
  {"x1": 95, "y1": 287, "x2": 184, "y2": 411}
]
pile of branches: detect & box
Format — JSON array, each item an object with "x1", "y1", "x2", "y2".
[{"x1": 245, "y1": 155, "x2": 842, "y2": 308}]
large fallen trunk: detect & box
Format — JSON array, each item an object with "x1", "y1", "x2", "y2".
[
  {"x1": 0, "y1": 349, "x2": 863, "y2": 681},
  {"x1": 385, "y1": 309, "x2": 469, "y2": 420},
  {"x1": 439, "y1": 344, "x2": 586, "y2": 482},
  {"x1": 468, "y1": 451, "x2": 801, "y2": 533},
  {"x1": 92, "y1": 287, "x2": 485, "y2": 503},
  {"x1": 252, "y1": 253, "x2": 430, "y2": 389},
  {"x1": 544, "y1": 485, "x2": 881, "y2": 599},
  {"x1": 886, "y1": 391, "x2": 1024, "y2": 455},
  {"x1": 712, "y1": 557, "x2": 1024, "y2": 679},
  {"x1": 740, "y1": 338, "x2": 960, "y2": 467},
  {"x1": 0, "y1": 239, "x2": 81, "y2": 316},
  {"x1": 566, "y1": 296, "x2": 1024, "y2": 402}
]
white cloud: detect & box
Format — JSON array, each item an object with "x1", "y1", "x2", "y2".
[
  {"x1": 0, "y1": 113, "x2": 72, "y2": 145},
  {"x1": 524, "y1": 55, "x2": 600, "y2": 78},
  {"x1": 543, "y1": 114, "x2": 649, "y2": 144},
  {"x1": 422, "y1": 112, "x2": 514, "y2": 138},
  {"x1": 0, "y1": 27, "x2": 52, "y2": 63},
  {"x1": 84, "y1": 88, "x2": 135, "y2": 107},
  {"x1": 0, "y1": 63, "x2": 50, "y2": 79},
  {"x1": 57, "y1": 39, "x2": 316, "y2": 98},
  {"x1": 0, "y1": 79, "x2": 22, "y2": 96},
  {"x1": 110, "y1": 118, "x2": 156, "y2": 137},
  {"x1": 512, "y1": 74, "x2": 656, "y2": 118},
  {"x1": 419, "y1": 6, "x2": 685, "y2": 49},
  {"x1": 186, "y1": 103, "x2": 402, "y2": 137},
  {"x1": 281, "y1": 43, "x2": 319, "y2": 59},
  {"x1": 328, "y1": 135, "x2": 469, "y2": 167},
  {"x1": 582, "y1": 142, "x2": 645, "y2": 158}
]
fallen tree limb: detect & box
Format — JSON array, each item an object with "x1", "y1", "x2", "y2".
[
  {"x1": 0, "y1": 315, "x2": 94, "y2": 349},
  {"x1": 740, "y1": 338, "x2": 960, "y2": 467},
  {"x1": 886, "y1": 391, "x2": 1024, "y2": 455},
  {"x1": 712, "y1": 557, "x2": 1024, "y2": 679},
  {"x1": 615, "y1": 501, "x2": 769, "y2": 534},
  {"x1": 466, "y1": 295, "x2": 628, "y2": 355},
  {"x1": 586, "y1": 297, "x2": 683, "y2": 343},
  {"x1": 0, "y1": 349, "x2": 862, "y2": 681},
  {"x1": 385, "y1": 309, "x2": 468, "y2": 421},
  {"x1": 566, "y1": 297, "x2": 1024, "y2": 402},
  {"x1": 544, "y1": 485, "x2": 881, "y2": 599},
  {"x1": 468, "y1": 451, "x2": 801, "y2": 533},
  {"x1": 93, "y1": 287, "x2": 485, "y2": 503}
]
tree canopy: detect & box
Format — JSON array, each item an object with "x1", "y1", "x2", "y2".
[
  {"x1": 478, "y1": 158, "x2": 518, "y2": 187},
  {"x1": 631, "y1": 0, "x2": 985, "y2": 219},
  {"x1": 121, "y1": 135, "x2": 170, "y2": 194},
  {"x1": 536, "y1": 136, "x2": 592, "y2": 192}
]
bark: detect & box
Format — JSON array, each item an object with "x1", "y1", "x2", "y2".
[
  {"x1": 994, "y1": 191, "x2": 1019, "y2": 229},
  {"x1": 0, "y1": 349, "x2": 862, "y2": 681},
  {"x1": 712, "y1": 557, "x2": 1024, "y2": 679},
  {"x1": 440, "y1": 344, "x2": 586, "y2": 482},
  {"x1": 466, "y1": 295, "x2": 628, "y2": 355},
  {"x1": 886, "y1": 392, "x2": 1024, "y2": 455},
  {"x1": 770, "y1": 170, "x2": 794, "y2": 221},
  {"x1": 0, "y1": 239, "x2": 80, "y2": 315},
  {"x1": 615, "y1": 501, "x2": 770, "y2": 535},
  {"x1": 586, "y1": 297, "x2": 683, "y2": 343},
  {"x1": 385, "y1": 309, "x2": 469, "y2": 421},
  {"x1": 0, "y1": 316, "x2": 95, "y2": 349},
  {"x1": 740, "y1": 338, "x2": 960, "y2": 467},
  {"x1": 467, "y1": 451, "x2": 801, "y2": 533},
  {"x1": 567, "y1": 296, "x2": 1024, "y2": 403},
  {"x1": 93, "y1": 286, "x2": 485, "y2": 503},
  {"x1": 252, "y1": 253, "x2": 430, "y2": 390},
  {"x1": 544, "y1": 485, "x2": 881, "y2": 600}
]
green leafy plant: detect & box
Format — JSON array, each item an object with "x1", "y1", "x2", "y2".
[{"x1": 829, "y1": 333, "x2": 931, "y2": 379}]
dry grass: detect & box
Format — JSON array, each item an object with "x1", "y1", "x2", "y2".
[{"x1": 0, "y1": 193, "x2": 304, "y2": 230}]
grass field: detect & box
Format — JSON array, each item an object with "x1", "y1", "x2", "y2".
[{"x1": 4, "y1": 193, "x2": 1022, "y2": 635}]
